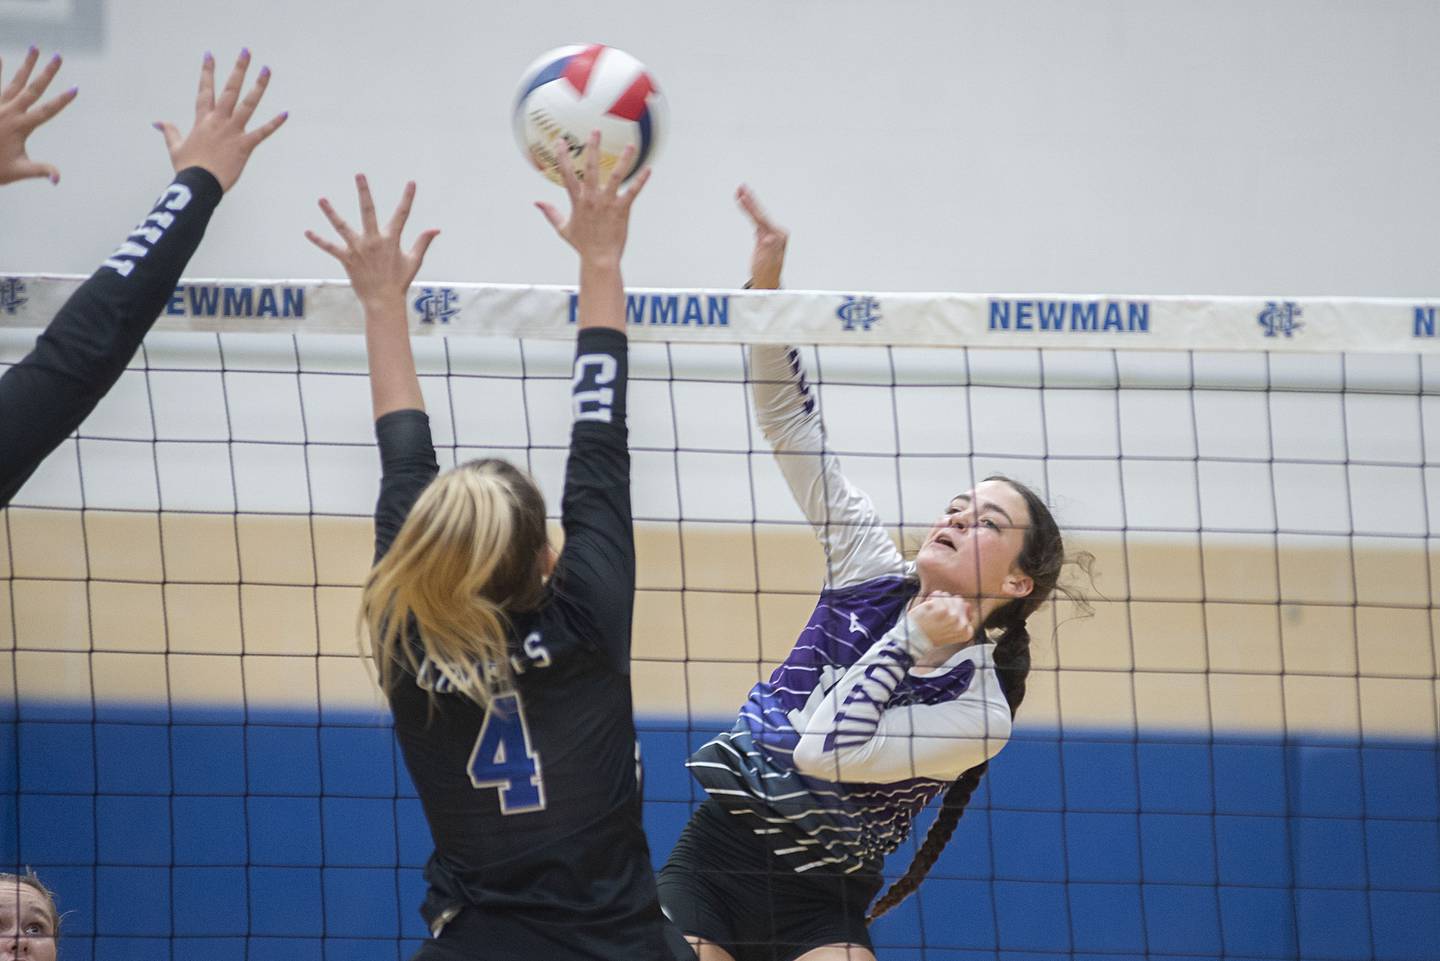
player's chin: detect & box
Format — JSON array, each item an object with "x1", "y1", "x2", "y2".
[{"x1": 915, "y1": 547, "x2": 978, "y2": 595}]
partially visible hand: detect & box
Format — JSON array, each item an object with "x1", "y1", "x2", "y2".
[
  {"x1": 306, "y1": 175, "x2": 440, "y2": 309},
  {"x1": 536, "y1": 130, "x2": 651, "y2": 265},
  {"x1": 909, "y1": 593, "x2": 976, "y2": 650},
  {"x1": 0, "y1": 47, "x2": 78, "y2": 186},
  {"x1": 155, "y1": 50, "x2": 287, "y2": 192},
  {"x1": 736, "y1": 184, "x2": 787, "y2": 290}
]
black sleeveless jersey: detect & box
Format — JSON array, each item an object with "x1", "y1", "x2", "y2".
[{"x1": 373, "y1": 328, "x2": 673, "y2": 960}]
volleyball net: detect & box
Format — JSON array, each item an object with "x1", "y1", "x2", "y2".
[{"x1": 3, "y1": 277, "x2": 1438, "y2": 960}]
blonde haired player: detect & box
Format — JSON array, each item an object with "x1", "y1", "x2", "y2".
[{"x1": 306, "y1": 136, "x2": 689, "y2": 959}]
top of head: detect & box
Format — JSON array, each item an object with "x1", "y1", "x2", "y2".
[{"x1": 513, "y1": 43, "x2": 666, "y2": 185}]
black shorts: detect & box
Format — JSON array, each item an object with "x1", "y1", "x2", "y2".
[
  {"x1": 408, "y1": 902, "x2": 693, "y2": 961},
  {"x1": 657, "y1": 798, "x2": 883, "y2": 961}
]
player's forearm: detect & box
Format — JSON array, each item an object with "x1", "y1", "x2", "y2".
[
  {"x1": 576, "y1": 258, "x2": 625, "y2": 332},
  {"x1": 363, "y1": 294, "x2": 424, "y2": 419},
  {"x1": 798, "y1": 693, "x2": 1012, "y2": 783},
  {"x1": 793, "y1": 620, "x2": 1012, "y2": 783},
  {"x1": 792, "y1": 617, "x2": 924, "y2": 774},
  {"x1": 20, "y1": 167, "x2": 222, "y2": 388},
  {"x1": 750, "y1": 344, "x2": 905, "y2": 585},
  {"x1": 0, "y1": 166, "x2": 223, "y2": 507}
]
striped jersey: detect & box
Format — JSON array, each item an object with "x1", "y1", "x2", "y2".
[{"x1": 686, "y1": 345, "x2": 1013, "y2": 875}]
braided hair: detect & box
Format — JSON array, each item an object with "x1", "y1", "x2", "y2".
[{"x1": 867, "y1": 475, "x2": 1071, "y2": 922}]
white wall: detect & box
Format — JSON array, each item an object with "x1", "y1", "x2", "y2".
[{"x1": 2, "y1": 0, "x2": 1438, "y2": 297}]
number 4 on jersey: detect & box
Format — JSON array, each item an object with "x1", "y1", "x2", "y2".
[{"x1": 467, "y1": 693, "x2": 546, "y2": 814}]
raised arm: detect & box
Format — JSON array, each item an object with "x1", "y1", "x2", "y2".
[
  {"x1": 306, "y1": 176, "x2": 440, "y2": 560},
  {"x1": 0, "y1": 50, "x2": 285, "y2": 508},
  {"x1": 738, "y1": 187, "x2": 906, "y2": 588},
  {"x1": 536, "y1": 134, "x2": 651, "y2": 672}
]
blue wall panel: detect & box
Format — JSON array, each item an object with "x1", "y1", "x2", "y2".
[{"x1": 5, "y1": 710, "x2": 1439, "y2": 960}]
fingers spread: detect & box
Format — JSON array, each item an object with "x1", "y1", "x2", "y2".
[{"x1": 621, "y1": 166, "x2": 652, "y2": 207}]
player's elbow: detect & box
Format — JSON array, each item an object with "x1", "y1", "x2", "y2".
[
  {"x1": 791, "y1": 735, "x2": 824, "y2": 778},
  {"x1": 792, "y1": 734, "x2": 843, "y2": 781}
]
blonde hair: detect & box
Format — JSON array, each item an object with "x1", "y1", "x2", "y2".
[{"x1": 362, "y1": 459, "x2": 549, "y2": 706}]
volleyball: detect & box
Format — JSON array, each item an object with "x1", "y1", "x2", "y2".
[{"x1": 513, "y1": 44, "x2": 665, "y2": 185}]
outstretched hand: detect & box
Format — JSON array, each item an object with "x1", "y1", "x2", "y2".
[
  {"x1": 306, "y1": 175, "x2": 440, "y2": 309},
  {"x1": 535, "y1": 131, "x2": 651, "y2": 264},
  {"x1": 737, "y1": 185, "x2": 788, "y2": 290},
  {"x1": 154, "y1": 50, "x2": 287, "y2": 192},
  {"x1": 0, "y1": 47, "x2": 78, "y2": 186}
]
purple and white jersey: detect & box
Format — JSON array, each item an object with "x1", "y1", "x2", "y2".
[{"x1": 687, "y1": 345, "x2": 1013, "y2": 875}]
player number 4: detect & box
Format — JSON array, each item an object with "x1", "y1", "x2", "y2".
[{"x1": 467, "y1": 692, "x2": 546, "y2": 814}]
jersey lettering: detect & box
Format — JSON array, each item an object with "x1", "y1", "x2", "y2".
[
  {"x1": 467, "y1": 692, "x2": 546, "y2": 814},
  {"x1": 509, "y1": 630, "x2": 553, "y2": 675},
  {"x1": 522, "y1": 630, "x2": 552, "y2": 668},
  {"x1": 101, "y1": 183, "x2": 194, "y2": 277},
  {"x1": 572, "y1": 352, "x2": 618, "y2": 423}
]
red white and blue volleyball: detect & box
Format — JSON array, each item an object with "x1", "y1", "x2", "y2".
[{"x1": 513, "y1": 44, "x2": 665, "y2": 185}]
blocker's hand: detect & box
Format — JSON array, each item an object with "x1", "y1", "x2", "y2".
[
  {"x1": 536, "y1": 129, "x2": 651, "y2": 264},
  {"x1": 306, "y1": 175, "x2": 440, "y2": 309},
  {"x1": 0, "y1": 47, "x2": 78, "y2": 186},
  {"x1": 736, "y1": 184, "x2": 788, "y2": 290},
  {"x1": 154, "y1": 50, "x2": 287, "y2": 192}
]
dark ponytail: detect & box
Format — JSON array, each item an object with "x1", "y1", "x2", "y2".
[{"x1": 868, "y1": 475, "x2": 1077, "y2": 923}]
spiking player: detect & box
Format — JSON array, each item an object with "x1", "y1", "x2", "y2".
[
  {"x1": 307, "y1": 136, "x2": 686, "y2": 960},
  {"x1": 0, "y1": 48, "x2": 285, "y2": 507},
  {"x1": 657, "y1": 188, "x2": 1082, "y2": 961}
]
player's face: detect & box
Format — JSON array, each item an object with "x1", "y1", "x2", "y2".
[
  {"x1": 915, "y1": 479, "x2": 1034, "y2": 613},
  {"x1": 0, "y1": 880, "x2": 56, "y2": 961}
]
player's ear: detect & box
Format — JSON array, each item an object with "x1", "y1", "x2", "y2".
[{"x1": 1003, "y1": 569, "x2": 1033, "y2": 600}]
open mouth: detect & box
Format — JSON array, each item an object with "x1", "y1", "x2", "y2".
[{"x1": 932, "y1": 531, "x2": 957, "y2": 550}]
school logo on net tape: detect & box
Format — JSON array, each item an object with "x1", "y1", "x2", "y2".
[
  {"x1": 0, "y1": 278, "x2": 26, "y2": 315},
  {"x1": 837, "y1": 296, "x2": 882, "y2": 331},
  {"x1": 1258, "y1": 301, "x2": 1303, "y2": 338},
  {"x1": 415, "y1": 287, "x2": 461, "y2": 325}
]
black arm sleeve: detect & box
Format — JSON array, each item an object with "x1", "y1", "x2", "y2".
[
  {"x1": 373, "y1": 408, "x2": 440, "y2": 564},
  {"x1": 551, "y1": 327, "x2": 633, "y2": 673},
  {"x1": 0, "y1": 167, "x2": 224, "y2": 508}
]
